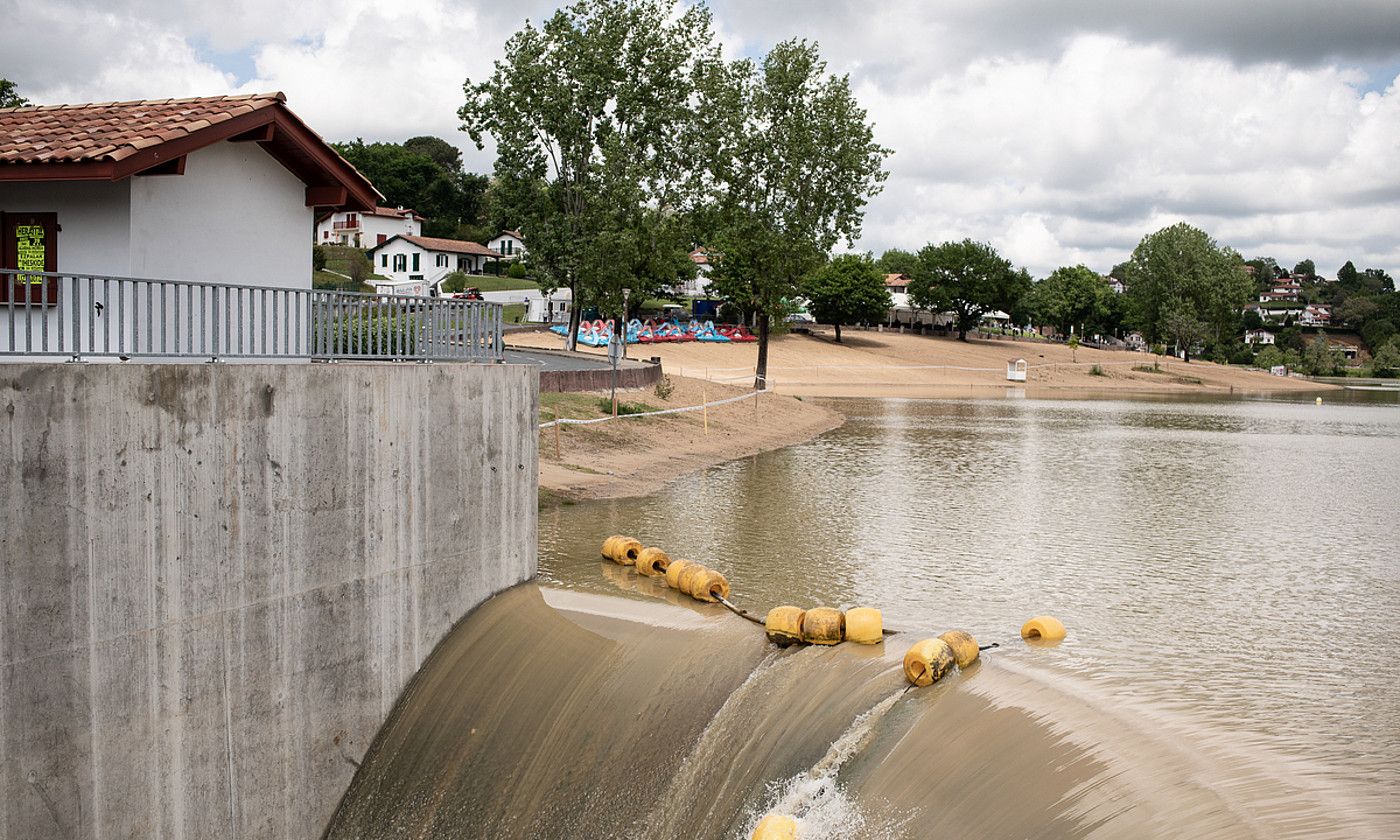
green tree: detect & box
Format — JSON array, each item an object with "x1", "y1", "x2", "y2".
[
  {"x1": 697, "y1": 38, "x2": 889, "y2": 387},
  {"x1": 461, "y1": 0, "x2": 715, "y2": 349},
  {"x1": 1254, "y1": 345, "x2": 1297, "y2": 371},
  {"x1": 1022, "y1": 265, "x2": 1114, "y2": 337},
  {"x1": 802, "y1": 254, "x2": 892, "y2": 342},
  {"x1": 312, "y1": 245, "x2": 328, "y2": 272},
  {"x1": 876, "y1": 248, "x2": 919, "y2": 277},
  {"x1": 0, "y1": 79, "x2": 28, "y2": 108},
  {"x1": 1293, "y1": 259, "x2": 1316, "y2": 278},
  {"x1": 333, "y1": 138, "x2": 487, "y2": 236},
  {"x1": 907, "y1": 239, "x2": 1022, "y2": 341},
  {"x1": 1301, "y1": 334, "x2": 1345, "y2": 376},
  {"x1": 1361, "y1": 318, "x2": 1396, "y2": 352},
  {"x1": 1161, "y1": 303, "x2": 1211, "y2": 362},
  {"x1": 1337, "y1": 260, "x2": 1359, "y2": 286},
  {"x1": 1121, "y1": 222, "x2": 1250, "y2": 346},
  {"x1": 1369, "y1": 338, "x2": 1400, "y2": 377},
  {"x1": 403, "y1": 136, "x2": 463, "y2": 173}
]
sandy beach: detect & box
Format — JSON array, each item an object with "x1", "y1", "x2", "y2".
[
  {"x1": 537, "y1": 373, "x2": 842, "y2": 501},
  {"x1": 514, "y1": 327, "x2": 1338, "y2": 398}
]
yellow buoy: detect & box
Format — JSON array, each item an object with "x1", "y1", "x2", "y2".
[
  {"x1": 1020, "y1": 615, "x2": 1066, "y2": 642},
  {"x1": 844, "y1": 607, "x2": 883, "y2": 644},
  {"x1": 801, "y1": 607, "x2": 845, "y2": 645},
  {"x1": 635, "y1": 547, "x2": 671, "y2": 576},
  {"x1": 677, "y1": 563, "x2": 708, "y2": 597},
  {"x1": 903, "y1": 638, "x2": 955, "y2": 687},
  {"x1": 664, "y1": 558, "x2": 693, "y2": 590},
  {"x1": 764, "y1": 606, "x2": 806, "y2": 646},
  {"x1": 687, "y1": 568, "x2": 731, "y2": 603},
  {"x1": 602, "y1": 535, "x2": 642, "y2": 565},
  {"x1": 752, "y1": 813, "x2": 797, "y2": 840},
  {"x1": 1315, "y1": 396, "x2": 1323, "y2": 405},
  {"x1": 938, "y1": 629, "x2": 980, "y2": 668}
]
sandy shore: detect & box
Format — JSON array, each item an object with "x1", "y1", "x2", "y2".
[
  {"x1": 515, "y1": 328, "x2": 1338, "y2": 398},
  {"x1": 538, "y1": 373, "x2": 842, "y2": 502}
]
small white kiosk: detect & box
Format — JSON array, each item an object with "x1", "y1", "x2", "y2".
[{"x1": 1006, "y1": 358, "x2": 1027, "y2": 382}]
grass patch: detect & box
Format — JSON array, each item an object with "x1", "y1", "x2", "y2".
[
  {"x1": 1132, "y1": 363, "x2": 1164, "y2": 374},
  {"x1": 503, "y1": 303, "x2": 526, "y2": 323},
  {"x1": 1089, "y1": 364, "x2": 1105, "y2": 376},
  {"x1": 562, "y1": 463, "x2": 606, "y2": 475},
  {"x1": 468, "y1": 276, "x2": 540, "y2": 292},
  {"x1": 540, "y1": 392, "x2": 607, "y2": 421},
  {"x1": 598, "y1": 398, "x2": 656, "y2": 416}
]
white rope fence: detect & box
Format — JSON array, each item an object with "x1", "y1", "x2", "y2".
[{"x1": 538, "y1": 389, "x2": 759, "y2": 429}]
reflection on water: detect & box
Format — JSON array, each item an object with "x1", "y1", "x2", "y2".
[{"x1": 541, "y1": 394, "x2": 1400, "y2": 824}]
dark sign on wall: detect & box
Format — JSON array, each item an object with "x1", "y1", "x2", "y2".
[{"x1": 1, "y1": 212, "x2": 60, "y2": 306}]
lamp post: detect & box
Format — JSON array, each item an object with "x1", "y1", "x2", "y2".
[{"x1": 621, "y1": 287, "x2": 631, "y2": 360}]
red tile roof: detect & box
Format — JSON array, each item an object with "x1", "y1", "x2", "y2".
[
  {"x1": 499, "y1": 229, "x2": 524, "y2": 239},
  {"x1": 369, "y1": 206, "x2": 421, "y2": 219},
  {"x1": 394, "y1": 235, "x2": 501, "y2": 257},
  {"x1": 0, "y1": 92, "x2": 380, "y2": 209},
  {"x1": 884, "y1": 273, "x2": 910, "y2": 287}
]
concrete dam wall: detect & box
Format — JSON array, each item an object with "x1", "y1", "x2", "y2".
[{"x1": 0, "y1": 362, "x2": 537, "y2": 839}]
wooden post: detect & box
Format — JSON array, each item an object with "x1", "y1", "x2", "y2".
[
  {"x1": 702, "y1": 380, "x2": 709, "y2": 435},
  {"x1": 552, "y1": 412, "x2": 562, "y2": 459}
]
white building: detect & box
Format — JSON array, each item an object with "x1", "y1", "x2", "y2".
[
  {"x1": 316, "y1": 206, "x2": 422, "y2": 248},
  {"x1": 1244, "y1": 328, "x2": 1276, "y2": 345},
  {"x1": 680, "y1": 247, "x2": 714, "y2": 297},
  {"x1": 487, "y1": 229, "x2": 526, "y2": 261},
  {"x1": 526, "y1": 288, "x2": 573, "y2": 323},
  {"x1": 367, "y1": 234, "x2": 502, "y2": 294},
  {"x1": 0, "y1": 92, "x2": 380, "y2": 358}
]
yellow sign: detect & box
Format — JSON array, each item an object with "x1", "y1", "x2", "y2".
[{"x1": 15, "y1": 223, "x2": 45, "y2": 284}]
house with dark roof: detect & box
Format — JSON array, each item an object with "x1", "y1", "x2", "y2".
[
  {"x1": 317, "y1": 205, "x2": 423, "y2": 248},
  {"x1": 367, "y1": 234, "x2": 502, "y2": 295},
  {"x1": 0, "y1": 92, "x2": 380, "y2": 356},
  {"x1": 487, "y1": 229, "x2": 526, "y2": 261}
]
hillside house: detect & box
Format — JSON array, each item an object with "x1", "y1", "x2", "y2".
[
  {"x1": 487, "y1": 229, "x2": 526, "y2": 261},
  {"x1": 681, "y1": 247, "x2": 714, "y2": 297},
  {"x1": 0, "y1": 92, "x2": 380, "y2": 358},
  {"x1": 1300, "y1": 304, "x2": 1332, "y2": 327},
  {"x1": 367, "y1": 234, "x2": 502, "y2": 294},
  {"x1": 317, "y1": 206, "x2": 422, "y2": 247},
  {"x1": 1106, "y1": 276, "x2": 1126, "y2": 294},
  {"x1": 1244, "y1": 328, "x2": 1276, "y2": 345}
]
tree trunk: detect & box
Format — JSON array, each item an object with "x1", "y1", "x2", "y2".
[
  {"x1": 834, "y1": 322, "x2": 842, "y2": 343},
  {"x1": 564, "y1": 286, "x2": 581, "y2": 351},
  {"x1": 754, "y1": 311, "x2": 770, "y2": 391},
  {"x1": 958, "y1": 325, "x2": 968, "y2": 341}
]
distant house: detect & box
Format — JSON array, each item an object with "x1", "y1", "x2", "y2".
[
  {"x1": 1259, "y1": 277, "x2": 1302, "y2": 303},
  {"x1": 526, "y1": 288, "x2": 573, "y2": 324},
  {"x1": 1106, "y1": 276, "x2": 1126, "y2": 294},
  {"x1": 0, "y1": 92, "x2": 380, "y2": 357},
  {"x1": 1244, "y1": 328, "x2": 1276, "y2": 345},
  {"x1": 317, "y1": 206, "x2": 422, "y2": 248},
  {"x1": 367, "y1": 234, "x2": 502, "y2": 295},
  {"x1": 1125, "y1": 331, "x2": 1147, "y2": 350},
  {"x1": 1300, "y1": 304, "x2": 1332, "y2": 327},
  {"x1": 682, "y1": 247, "x2": 714, "y2": 297},
  {"x1": 487, "y1": 229, "x2": 526, "y2": 261}
]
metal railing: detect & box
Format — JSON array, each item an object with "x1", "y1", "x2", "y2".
[{"x1": 0, "y1": 269, "x2": 503, "y2": 363}]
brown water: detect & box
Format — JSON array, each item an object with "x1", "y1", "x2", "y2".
[{"x1": 330, "y1": 392, "x2": 1400, "y2": 838}]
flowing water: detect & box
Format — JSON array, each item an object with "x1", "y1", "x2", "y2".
[{"x1": 329, "y1": 391, "x2": 1400, "y2": 838}]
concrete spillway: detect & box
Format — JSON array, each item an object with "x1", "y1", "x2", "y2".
[{"x1": 326, "y1": 584, "x2": 1373, "y2": 839}]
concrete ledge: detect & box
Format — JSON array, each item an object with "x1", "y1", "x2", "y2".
[
  {"x1": 541, "y1": 361, "x2": 662, "y2": 392},
  {"x1": 0, "y1": 362, "x2": 538, "y2": 839}
]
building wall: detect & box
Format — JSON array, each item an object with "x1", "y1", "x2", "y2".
[
  {"x1": 130, "y1": 141, "x2": 311, "y2": 290},
  {"x1": 370, "y1": 240, "x2": 488, "y2": 290},
  {"x1": 0, "y1": 361, "x2": 538, "y2": 839},
  {"x1": 317, "y1": 213, "x2": 420, "y2": 248},
  {"x1": 487, "y1": 233, "x2": 524, "y2": 260}
]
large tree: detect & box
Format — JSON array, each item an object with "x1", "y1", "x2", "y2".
[
  {"x1": 460, "y1": 0, "x2": 715, "y2": 349},
  {"x1": 1022, "y1": 264, "x2": 1115, "y2": 337},
  {"x1": 0, "y1": 79, "x2": 27, "y2": 108},
  {"x1": 1120, "y1": 222, "x2": 1249, "y2": 346},
  {"x1": 876, "y1": 248, "x2": 920, "y2": 277},
  {"x1": 908, "y1": 239, "x2": 1024, "y2": 341},
  {"x1": 333, "y1": 138, "x2": 487, "y2": 237},
  {"x1": 697, "y1": 39, "x2": 890, "y2": 387},
  {"x1": 803, "y1": 254, "x2": 892, "y2": 342}
]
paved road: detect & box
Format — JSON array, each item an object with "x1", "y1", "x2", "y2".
[{"x1": 504, "y1": 348, "x2": 614, "y2": 372}]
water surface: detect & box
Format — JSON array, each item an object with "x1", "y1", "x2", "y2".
[{"x1": 539, "y1": 393, "x2": 1400, "y2": 826}]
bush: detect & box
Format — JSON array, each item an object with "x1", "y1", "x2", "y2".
[
  {"x1": 597, "y1": 398, "x2": 655, "y2": 416},
  {"x1": 440, "y1": 271, "x2": 471, "y2": 293},
  {"x1": 1150, "y1": 343, "x2": 1166, "y2": 356},
  {"x1": 1089, "y1": 364, "x2": 1104, "y2": 376},
  {"x1": 328, "y1": 310, "x2": 420, "y2": 356},
  {"x1": 506, "y1": 261, "x2": 529, "y2": 279},
  {"x1": 312, "y1": 244, "x2": 328, "y2": 272},
  {"x1": 653, "y1": 376, "x2": 674, "y2": 400},
  {"x1": 1228, "y1": 343, "x2": 1256, "y2": 366},
  {"x1": 1368, "y1": 338, "x2": 1400, "y2": 378}
]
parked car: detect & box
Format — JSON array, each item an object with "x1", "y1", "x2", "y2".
[{"x1": 452, "y1": 287, "x2": 484, "y2": 301}]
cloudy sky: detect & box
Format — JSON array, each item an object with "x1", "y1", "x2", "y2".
[{"x1": 4, "y1": 0, "x2": 1399, "y2": 277}]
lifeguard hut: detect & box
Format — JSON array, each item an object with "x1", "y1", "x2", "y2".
[{"x1": 1006, "y1": 358, "x2": 1027, "y2": 382}]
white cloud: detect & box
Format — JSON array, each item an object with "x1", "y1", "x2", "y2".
[{"x1": 2, "y1": 1, "x2": 1399, "y2": 276}]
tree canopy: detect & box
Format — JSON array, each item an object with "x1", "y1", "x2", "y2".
[
  {"x1": 332, "y1": 138, "x2": 487, "y2": 238},
  {"x1": 908, "y1": 239, "x2": 1025, "y2": 341},
  {"x1": 803, "y1": 254, "x2": 892, "y2": 342},
  {"x1": 1120, "y1": 222, "x2": 1249, "y2": 347},
  {"x1": 698, "y1": 38, "x2": 890, "y2": 386},
  {"x1": 1022, "y1": 265, "x2": 1115, "y2": 338},
  {"x1": 876, "y1": 248, "x2": 919, "y2": 278},
  {"x1": 460, "y1": 0, "x2": 714, "y2": 346},
  {"x1": 0, "y1": 79, "x2": 27, "y2": 108}
]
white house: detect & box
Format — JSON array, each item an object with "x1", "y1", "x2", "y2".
[
  {"x1": 680, "y1": 247, "x2": 714, "y2": 297},
  {"x1": 487, "y1": 229, "x2": 526, "y2": 261},
  {"x1": 317, "y1": 206, "x2": 422, "y2": 248},
  {"x1": 526, "y1": 287, "x2": 573, "y2": 324},
  {"x1": 0, "y1": 92, "x2": 380, "y2": 359},
  {"x1": 1300, "y1": 304, "x2": 1332, "y2": 327},
  {"x1": 367, "y1": 234, "x2": 502, "y2": 294},
  {"x1": 1244, "y1": 328, "x2": 1276, "y2": 345}
]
